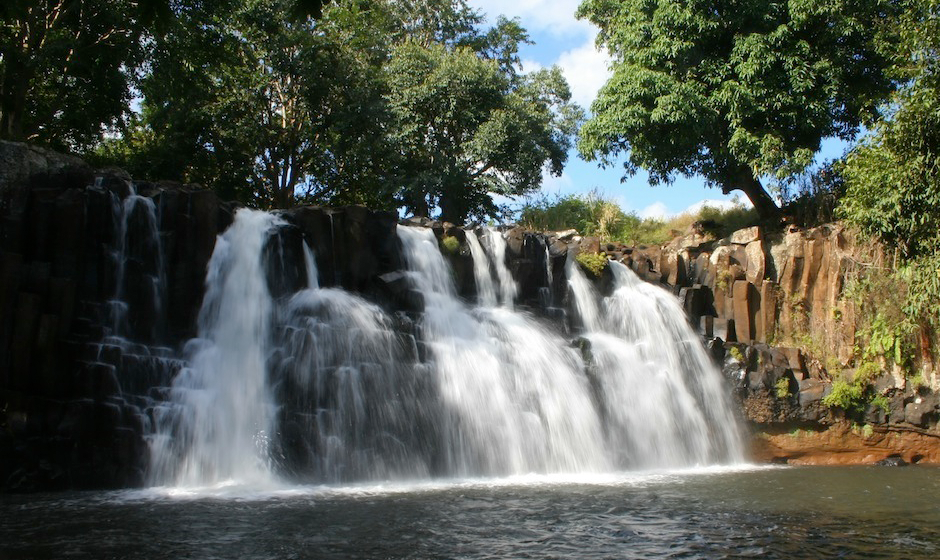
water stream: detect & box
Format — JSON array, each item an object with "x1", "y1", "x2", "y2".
[
  {"x1": 568, "y1": 260, "x2": 744, "y2": 468},
  {"x1": 149, "y1": 210, "x2": 282, "y2": 487}
]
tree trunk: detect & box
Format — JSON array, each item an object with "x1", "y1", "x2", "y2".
[
  {"x1": 0, "y1": 53, "x2": 29, "y2": 141},
  {"x1": 731, "y1": 168, "x2": 782, "y2": 223},
  {"x1": 438, "y1": 185, "x2": 469, "y2": 225},
  {"x1": 405, "y1": 192, "x2": 429, "y2": 218},
  {"x1": 919, "y1": 325, "x2": 934, "y2": 372}
]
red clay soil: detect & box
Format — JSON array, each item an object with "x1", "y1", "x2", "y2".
[{"x1": 750, "y1": 422, "x2": 940, "y2": 465}]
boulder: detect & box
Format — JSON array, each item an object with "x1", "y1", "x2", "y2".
[
  {"x1": 730, "y1": 226, "x2": 762, "y2": 245},
  {"x1": 875, "y1": 454, "x2": 908, "y2": 467},
  {"x1": 579, "y1": 236, "x2": 600, "y2": 255},
  {"x1": 745, "y1": 240, "x2": 766, "y2": 284},
  {"x1": 780, "y1": 347, "x2": 807, "y2": 378},
  {"x1": 710, "y1": 245, "x2": 733, "y2": 268},
  {"x1": 732, "y1": 280, "x2": 758, "y2": 342},
  {"x1": 547, "y1": 236, "x2": 569, "y2": 258},
  {"x1": 904, "y1": 396, "x2": 939, "y2": 427},
  {"x1": 798, "y1": 378, "x2": 828, "y2": 406}
]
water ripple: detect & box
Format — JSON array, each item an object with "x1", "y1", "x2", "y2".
[{"x1": 2, "y1": 467, "x2": 938, "y2": 560}]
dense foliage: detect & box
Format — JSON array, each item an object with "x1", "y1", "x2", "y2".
[
  {"x1": 387, "y1": 41, "x2": 580, "y2": 221},
  {"x1": 576, "y1": 0, "x2": 900, "y2": 220},
  {"x1": 841, "y1": 0, "x2": 940, "y2": 260},
  {"x1": 0, "y1": 0, "x2": 155, "y2": 151},
  {"x1": 837, "y1": 0, "x2": 940, "y2": 381},
  {"x1": 84, "y1": 0, "x2": 581, "y2": 221}
]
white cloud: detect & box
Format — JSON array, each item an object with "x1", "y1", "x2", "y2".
[
  {"x1": 519, "y1": 58, "x2": 544, "y2": 74},
  {"x1": 468, "y1": 0, "x2": 593, "y2": 38},
  {"x1": 682, "y1": 198, "x2": 752, "y2": 215},
  {"x1": 639, "y1": 202, "x2": 669, "y2": 220},
  {"x1": 539, "y1": 166, "x2": 576, "y2": 195},
  {"x1": 556, "y1": 35, "x2": 611, "y2": 109},
  {"x1": 466, "y1": 1, "x2": 611, "y2": 110}
]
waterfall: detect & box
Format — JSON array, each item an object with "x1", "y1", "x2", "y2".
[
  {"x1": 271, "y1": 286, "x2": 432, "y2": 482},
  {"x1": 484, "y1": 227, "x2": 517, "y2": 308},
  {"x1": 302, "y1": 241, "x2": 319, "y2": 290},
  {"x1": 398, "y1": 225, "x2": 608, "y2": 476},
  {"x1": 108, "y1": 186, "x2": 165, "y2": 342},
  {"x1": 565, "y1": 256, "x2": 602, "y2": 332},
  {"x1": 150, "y1": 209, "x2": 281, "y2": 487},
  {"x1": 567, "y1": 259, "x2": 744, "y2": 468},
  {"x1": 540, "y1": 240, "x2": 553, "y2": 308},
  {"x1": 465, "y1": 230, "x2": 498, "y2": 307},
  {"x1": 150, "y1": 217, "x2": 743, "y2": 489}
]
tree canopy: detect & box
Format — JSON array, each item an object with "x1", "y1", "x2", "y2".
[
  {"x1": 840, "y1": 0, "x2": 940, "y2": 259},
  {"x1": 0, "y1": 0, "x2": 155, "y2": 151},
  {"x1": 87, "y1": 0, "x2": 581, "y2": 222},
  {"x1": 387, "y1": 42, "x2": 580, "y2": 220},
  {"x1": 576, "y1": 0, "x2": 901, "y2": 220}
]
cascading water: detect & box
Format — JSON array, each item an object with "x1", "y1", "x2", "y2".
[
  {"x1": 150, "y1": 209, "x2": 281, "y2": 487},
  {"x1": 398, "y1": 225, "x2": 608, "y2": 476},
  {"x1": 151, "y1": 215, "x2": 742, "y2": 489},
  {"x1": 107, "y1": 185, "x2": 166, "y2": 342},
  {"x1": 484, "y1": 227, "x2": 517, "y2": 308},
  {"x1": 567, "y1": 259, "x2": 744, "y2": 468},
  {"x1": 93, "y1": 186, "x2": 182, "y2": 404},
  {"x1": 465, "y1": 230, "x2": 498, "y2": 307},
  {"x1": 540, "y1": 240, "x2": 553, "y2": 308},
  {"x1": 565, "y1": 256, "x2": 603, "y2": 332},
  {"x1": 269, "y1": 242, "x2": 435, "y2": 482}
]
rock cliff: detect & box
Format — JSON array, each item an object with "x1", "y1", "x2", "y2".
[{"x1": 1, "y1": 142, "x2": 938, "y2": 489}]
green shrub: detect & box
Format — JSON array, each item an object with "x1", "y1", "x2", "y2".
[
  {"x1": 775, "y1": 377, "x2": 792, "y2": 399},
  {"x1": 870, "y1": 394, "x2": 890, "y2": 414},
  {"x1": 441, "y1": 235, "x2": 460, "y2": 255},
  {"x1": 518, "y1": 191, "x2": 757, "y2": 246},
  {"x1": 697, "y1": 203, "x2": 760, "y2": 238},
  {"x1": 728, "y1": 346, "x2": 744, "y2": 362},
  {"x1": 822, "y1": 372, "x2": 887, "y2": 419},
  {"x1": 779, "y1": 160, "x2": 845, "y2": 228},
  {"x1": 576, "y1": 252, "x2": 608, "y2": 277},
  {"x1": 909, "y1": 373, "x2": 928, "y2": 391},
  {"x1": 822, "y1": 377, "x2": 866, "y2": 413},
  {"x1": 519, "y1": 193, "x2": 596, "y2": 233}
]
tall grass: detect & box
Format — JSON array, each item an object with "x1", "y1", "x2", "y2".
[{"x1": 518, "y1": 191, "x2": 757, "y2": 246}]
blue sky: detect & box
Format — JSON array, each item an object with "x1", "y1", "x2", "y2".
[{"x1": 467, "y1": 0, "x2": 849, "y2": 218}]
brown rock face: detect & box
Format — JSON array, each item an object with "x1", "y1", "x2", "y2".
[{"x1": 751, "y1": 422, "x2": 940, "y2": 465}]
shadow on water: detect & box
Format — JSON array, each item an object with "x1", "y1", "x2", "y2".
[{"x1": 2, "y1": 466, "x2": 939, "y2": 560}]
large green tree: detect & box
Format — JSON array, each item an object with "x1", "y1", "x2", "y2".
[
  {"x1": 0, "y1": 0, "x2": 156, "y2": 151},
  {"x1": 836, "y1": 1, "x2": 939, "y2": 373},
  {"x1": 576, "y1": 0, "x2": 900, "y2": 220},
  {"x1": 100, "y1": 0, "x2": 580, "y2": 219},
  {"x1": 841, "y1": 0, "x2": 939, "y2": 259},
  {"x1": 98, "y1": 0, "x2": 341, "y2": 206},
  {"x1": 387, "y1": 42, "x2": 581, "y2": 222}
]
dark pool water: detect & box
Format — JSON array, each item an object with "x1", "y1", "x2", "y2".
[{"x1": 2, "y1": 466, "x2": 938, "y2": 559}]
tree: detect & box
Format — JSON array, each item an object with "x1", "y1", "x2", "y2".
[
  {"x1": 840, "y1": 0, "x2": 939, "y2": 259},
  {"x1": 387, "y1": 42, "x2": 581, "y2": 222},
  {"x1": 98, "y1": 0, "x2": 580, "y2": 218},
  {"x1": 576, "y1": 0, "x2": 900, "y2": 220},
  {"x1": 0, "y1": 0, "x2": 154, "y2": 151},
  {"x1": 838, "y1": 0, "x2": 940, "y2": 378},
  {"x1": 97, "y1": 0, "x2": 359, "y2": 206}
]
